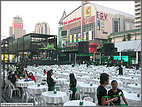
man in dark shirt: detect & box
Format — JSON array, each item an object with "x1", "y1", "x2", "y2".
[
  {"x1": 108, "y1": 80, "x2": 128, "y2": 106},
  {"x1": 97, "y1": 73, "x2": 118, "y2": 106}
]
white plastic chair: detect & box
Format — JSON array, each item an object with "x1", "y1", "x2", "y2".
[
  {"x1": 8, "y1": 81, "x2": 21, "y2": 98},
  {"x1": 83, "y1": 97, "x2": 93, "y2": 102},
  {"x1": 66, "y1": 90, "x2": 73, "y2": 100},
  {"x1": 54, "y1": 85, "x2": 61, "y2": 91},
  {"x1": 33, "y1": 95, "x2": 40, "y2": 106},
  {"x1": 4, "y1": 79, "x2": 10, "y2": 92},
  {"x1": 39, "y1": 96, "x2": 47, "y2": 106}
]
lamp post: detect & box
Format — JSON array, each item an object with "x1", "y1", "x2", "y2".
[{"x1": 81, "y1": 1, "x2": 84, "y2": 41}]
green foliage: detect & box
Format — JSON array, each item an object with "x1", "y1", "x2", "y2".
[
  {"x1": 107, "y1": 36, "x2": 112, "y2": 43},
  {"x1": 126, "y1": 34, "x2": 132, "y2": 41}
]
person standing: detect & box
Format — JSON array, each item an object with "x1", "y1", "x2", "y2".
[
  {"x1": 108, "y1": 80, "x2": 128, "y2": 106},
  {"x1": 69, "y1": 73, "x2": 77, "y2": 100},
  {"x1": 47, "y1": 69, "x2": 56, "y2": 91},
  {"x1": 97, "y1": 73, "x2": 118, "y2": 106}
]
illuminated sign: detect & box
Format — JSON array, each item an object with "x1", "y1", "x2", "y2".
[
  {"x1": 83, "y1": 1, "x2": 88, "y2": 4},
  {"x1": 1, "y1": 54, "x2": 15, "y2": 61},
  {"x1": 74, "y1": 34, "x2": 77, "y2": 43},
  {"x1": 97, "y1": 20, "x2": 100, "y2": 30},
  {"x1": 83, "y1": 32, "x2": 86, "y2": 41},
  {"x1": 113, "y1": 56, "x2": 129, "y2": 62},
  {"x1": 78, "y1": 33, "x2": 81, "y2": 42},
  {"x1": 97, "y1": 12, "x2": 107, "y2": 20},
  {"x1": 70, "y1": 35, "x2": 72, "y2": 43},
  {"x1": 14, "y1": 23, "x2": 23, "y2": 28},
  {"x1": 86, "y1": 6, "x2": 91, "y2": 17}
]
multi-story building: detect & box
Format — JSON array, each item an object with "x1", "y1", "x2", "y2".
[
  {"x1": 134, "y1": 1, "x2": 141, "y2": 29},
  {"x1": 58, "y1": 2, "x2": 135, "y2": 49},
  {"x1": 9, "y1": 15, "x2": 26, "y2": 39},
  {"x1": 34, "y1": 22, "x2": 50, "y2": 35}
]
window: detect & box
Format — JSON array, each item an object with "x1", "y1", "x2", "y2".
[
  {"x1": 135, "y1": 12, "x2": 141, "y2": 15},
  {"x1": 114, "y1": 21, "x2": 119, "y2": 32},
  {"x1": 135, "y1": 4, "x2": 140, "y2": 7}
]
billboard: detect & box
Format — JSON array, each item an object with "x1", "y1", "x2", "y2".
[
  {"x1": 74, "y1": 34, "x2": 77, "y2": 43},
  {"x1": 83, "y1": 32, "x2": 86, "y2": 41},
  {"x1": 86, "y1": 6, "x2": 91, "y2": 17},
  {"x1": 70, "y1": 35, "x2": 72, "y2": 43},
  {"x1": 97, "y1": 20, "x2": 100, "y2": 30},
  {"x1": 14, "y1": 23, "x2": 23, "y2": 28},
  {"x1": 1, "y1": 54, "x2": 15, "y2": 61},
  {"x1": 78, "y1": 33, "x2": 81, "y2": 42}
]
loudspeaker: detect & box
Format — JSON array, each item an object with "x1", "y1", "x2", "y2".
[
  {"x1": 78, "y1": 41, "x2": 89, "y2": 54},
  {"x1": 104, "y1": 43, "x2": 114, "y2": 56}
]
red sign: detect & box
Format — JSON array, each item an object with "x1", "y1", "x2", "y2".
[
  {"x1": 14, "y1": 23, "x2": 23, "y2": 28},
  {"x1": 97, "y1": 12, "x2": 107, "y2": 20},
  {"x1": 64, "y1": 17, "x2": 81, "y2": 25}
]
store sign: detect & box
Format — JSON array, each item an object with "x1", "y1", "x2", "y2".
[
  {"x1": 14, "y1": 23, "x2": 23, "y2": 28},
  {"x1": 63, "y1": 16, "x2": 95, "y2": 30},
  {"x1": 64, "y1": 17, "x2": 81, "y2": 25},
  {"x1": 86, "y1": 6, "x2": 91, "y2": 17},
  {"x1": 97, "y1": 12, "x2": 107, "y2": 20}
]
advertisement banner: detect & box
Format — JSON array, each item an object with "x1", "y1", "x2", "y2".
[
  {"x1": 78, "y1": 33, "x2": 81, "y2": 42},
  {"x1": 14, "y1": 23, "x2": 23, "y2": 28},
  {"x1": 70, "y1": 35, "x2": 72, "y2": 43},
  {"x1": 1, "y1": 54, "x2": 15, "y2": 61},
  {"x1": 86, "y1": 6, "x2": 91, "y2": 17},
  {"x1": 83, "y1": 32, "x2": 86, "y2": 41},
  {"x1": 74, "y1": 34, "x2": 77, "y2": 43},
  {"x1": 97, "y1": 20, "x2": 100, "y2": 30},
  {"x1": 89, "y1": 31, "x2": 92, "y2": 40}
]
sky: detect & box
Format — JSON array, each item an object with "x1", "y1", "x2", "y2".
[{"x1": 1, "y1": 1, "x2": 135, "y2": 40}]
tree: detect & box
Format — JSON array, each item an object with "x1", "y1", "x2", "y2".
[
  {"x1": 126, "y1": 34, "x2": 132, "y2": 41},
  {"x1": 107, "y1": 36, "x2": 112, "y2": 43},
  {"x1": 122, "y1": 35, "x2": 126, "y2": 41}
]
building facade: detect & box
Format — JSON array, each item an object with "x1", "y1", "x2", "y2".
[
  {"x1": 58, "y1": 2, "x2": 134, "y2": 48},
  {"x1": 9, "y1": 15, "x2": 26, "y2": 39},
  {"x1": 110, "y1": 29, "x2": 141, "y2": 43},
  {"x1": 34, "y1": 22, "x2": 50, "y2": 35},
  {"x1": 134, "y1": 1, "x2": 141, "y2": 29}
]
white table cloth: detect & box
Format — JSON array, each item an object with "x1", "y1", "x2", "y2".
[
  {"x1": 127, "y1": 84, "x2": 141, "y2": 91},
  {"x1": 54, "y1": 78, "x2": 67, "y2": 85},
  {"x1": 123, "y1": 91, "x2": 141, "y2": 101},
  {"x1": 27, "y1": 85, "x2": 48, "y2": 95},
  {"x1": 16, "y1": 79, "x2": 35, "y2": 87},
  {"x1": 41, "y1": 91, "x2": 68, "y2": 104},
  {"x1": 63, "y1": 100, "x2": 96, "y2": 106},
  {"x1": 78, "y1": 84, "x2": 97, "y2": 93}
]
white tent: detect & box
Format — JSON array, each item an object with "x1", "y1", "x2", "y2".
[{"x1": 115, "y1": 40, "x2": 141, "y2": 52}]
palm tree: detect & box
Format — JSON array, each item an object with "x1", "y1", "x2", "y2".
[
  {"x1": 107, "y1": 36, "x2": 112, "y2": 43},
  {"x1": 126, "y1": 34, "x2": 132, "y2": 41}
]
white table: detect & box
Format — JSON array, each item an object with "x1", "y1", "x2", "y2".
[
  {"x1": 54, "y1": 78, "x2": 67, "y2": 85},
  {"x1": 16, "y1": 79, "x2": 35, "y2": 87},
  {"x1": 41, "y1": 91, "x2": 68, "y2": 104},
  {"x1": 123, "y1": 91, "x2": 141, "y2": 101},
  {"x1": 27, "y1": 85, "x2": 48, "y2": 95},
  {"x1": 63, "y1": 100, "x2": 96, "y2": 106},
  {"x1": 78, "y1": 84, "x2": 97, "y2": 93}
]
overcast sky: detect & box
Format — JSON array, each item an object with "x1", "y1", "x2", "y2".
[{"x1": 1, "y1": 1, "x2": 135, "y2": 40}]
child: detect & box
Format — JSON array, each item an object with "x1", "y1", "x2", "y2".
[
  {"x1": 29, "y1": 72, "x2": 36, "y2": 83},
  {"x1": 108, "y1": 80, "x2": 128, "y2": 106}
]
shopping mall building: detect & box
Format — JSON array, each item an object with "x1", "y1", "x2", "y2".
[{"x1": 58, "y1": 2, "x2": 134, "y2": 53}]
